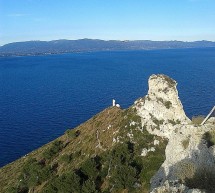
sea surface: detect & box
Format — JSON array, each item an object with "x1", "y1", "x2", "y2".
[{"x1": 0, "y1": 48, "x2": 215, "y2": 167}]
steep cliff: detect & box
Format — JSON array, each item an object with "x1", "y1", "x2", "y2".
[
  {"x1": 135, "y1": 74, "x2": 190, "y2": 138},
  {"x1": 135, "y1": 74, "x2": 215, "y2": 193}
]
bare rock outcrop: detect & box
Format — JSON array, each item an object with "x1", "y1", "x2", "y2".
[
  {"x1": 135, "y1": 74, "x2": 190, "y2": 138},
  {"x1": 135, "y1": 74, "x2": 215, "y2": 193},
  {"x1": 151, "y1": 180, "x2": 205, "y2": 193}
]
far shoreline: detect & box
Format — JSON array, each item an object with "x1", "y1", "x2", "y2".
[{"x1": 1, "y1": 46, "x2": 215, "y2": 58}]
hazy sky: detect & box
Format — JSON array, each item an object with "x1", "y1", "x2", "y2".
[{"x1": 0, "y1": 0, "x2": 215, "y2": 45}]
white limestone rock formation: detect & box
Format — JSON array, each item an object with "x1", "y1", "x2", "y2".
[
  {"x1": 135, "y1": 74, "x2": 191, "y2": 138},
  {"x1": 135, "y1": 74, "x2": 215, "y2": 193},
  {"x1": 150, "y1": 122, "x2": 215, "y2": 192},
  {"x1": 151, "y1": 180, "x2": 205, "y2": 193}
]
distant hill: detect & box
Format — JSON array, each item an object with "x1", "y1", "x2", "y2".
[{"x1": 1, "y1": 39, "x2": 215, "y2": 56}]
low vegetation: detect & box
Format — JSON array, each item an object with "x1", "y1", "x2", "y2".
[
  {"x1": 202, "y1": 131, "x2": 215, "y2": 148},
  {"x1": 0, "y1": 106, "x2": 167, "y2": 193},
  {"x1": 182, "y1": 138, "x2": 190, "y2": 150},
  {"x1": 185, "y1": 167, "x2": 215, "y2": 192},
  {"x1": 151, "y1": 74, "x2": 175, "y2": 88},
  {"x1": 175, "y1": 160, "x2": 196, "y2": 183},
  {"x1": 164, "y1": 101, "x2": 172, "y2": 109},
  {"x1": 43, "y1": 140, "x2": 64, "y2": 160},
  {"x1": 168, "y1": 119, "x2": 180, "y2": 125}
]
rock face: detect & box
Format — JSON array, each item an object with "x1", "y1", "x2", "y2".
[
  {"x1": 135, "y1": 74, "x2": 190, "y2": 138},
  {"x1": 150, "y1": 180, "x2": 205, "y2": 193},
  {"x1": 135, "y1": 74, "x2": 215, "y2": 193},
  {"x1": 150, "y1": 122, "x2": 215, "y2": 192}
]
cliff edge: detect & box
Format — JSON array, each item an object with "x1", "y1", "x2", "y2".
[{"x1": 135, "y1": 74, "x2": 215, "y2": 193}]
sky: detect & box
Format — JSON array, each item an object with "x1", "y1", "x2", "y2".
[{"x1": 0, "y1": 0, "x2": 215, "y2": 45}]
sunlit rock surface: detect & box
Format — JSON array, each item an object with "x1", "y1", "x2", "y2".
[{"x1": 135, "y1": 74, "x2": 215, "y2": 193}]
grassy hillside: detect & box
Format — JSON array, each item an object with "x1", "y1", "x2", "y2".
[{"x1": 0, "y1": 106, "x2": 167, "y2": 193}]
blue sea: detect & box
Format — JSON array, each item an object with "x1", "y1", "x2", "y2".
[{"x1": 0, "y1": 48, "x2": 215, "y2": 167}]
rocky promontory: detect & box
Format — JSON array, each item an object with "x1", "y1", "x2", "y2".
[
  {"x1": 0, "y1": 74, "x2": 214, "y2": 193},
  {"x1": 135, "y1": 74, "x2": 215, "y2": 193}
]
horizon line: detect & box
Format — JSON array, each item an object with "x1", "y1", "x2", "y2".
[{"x1": 1, "y1": 38, "x2": 215, "y2": 47}]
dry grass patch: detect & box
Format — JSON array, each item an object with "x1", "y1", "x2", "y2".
[
  {"x1": 182, "y1": 138, "x2": 190, "y2": 150},
  {"x1": 192, "y1": 115, "x2": 205, "y2": 125}
]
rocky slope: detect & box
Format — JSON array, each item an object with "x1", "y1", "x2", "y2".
[
  {"x1": 0, "y1": 74, "x2": 214, "y2": 193},
  {"x1": 135, "y1": 74, "x2": 215, "y2": 193},
  {"x1": 0, "y1": 98, "x2": 167, "y2": 193}
]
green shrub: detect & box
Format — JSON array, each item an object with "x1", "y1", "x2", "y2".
[
  {"x1": 168, "y1": 119, "x2": 177, "y2": 125},
  {"x1": 39, "y1": 137, "x2": 167, "y2": 193},
  {"x1": 164, "y1": 101, "x2": 172, "y2": 109},
  {"x1": 157, "y1": 97, "x2": 164, "y2": 104},
  {"x1": 43, "y1": 140, "x2": 64, "y2": 160},
  {"x1": 58, "y1": 172, "x2": 81, "y2": 193},
  {"x1": 161, "y1": 75, "x2": 175, "y2": 87},
  {"x1": 42, "y1": 172, "x2": 81, "y2": 193},
  {"x1": 185, "y1": 167, "x2": 215, "y2": 192},
  {"x1": 18, "y1": 158, "x2": 52, "y2": 190},
  {"x1": 65, "y1": 129, "x2": 81, "y2": 139},
  {"x1": 6, "y1": 186, "x2": 28, "y2": 193},
  {"x1": 176, "y1": 119, "x2": 181, "y2": 124},
  {"x1": 82, "y1": 179, "x2": 98, "y2": 193},
  {"x1": 203, "y1": 131, "x2": 215, "y2": 148},
  {"x1": 175, "y1": 161, "x2": 196, "y2": 182},
  {"x1": 110, "y1": 165, "x2": 137, "y2": 191},
  {"x1": 111, "y1": 142, "x2": 133, "y2": 165},
  {"x1": 60, "y1": 154, "x2": 72, "y2": 164},
  {"x1": 140, "y1": 154, "x2": 165, "y2": 190},
  {"x1": 150, "y1": 114, "x2": 164, "y2": 126},
  {"x1": 182, "y1": 139, "x2": 189, "y2": 149},
  {"x1": 80, "y1": 157, "x2": 100, "y2": 180},
  {"x1": 41, "y1": 184, "x2": 57, "y2": 193}
]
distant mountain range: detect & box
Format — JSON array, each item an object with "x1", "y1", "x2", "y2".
[{"x1": 1, "y1": 39, "x2": 215, "y2": 56}]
